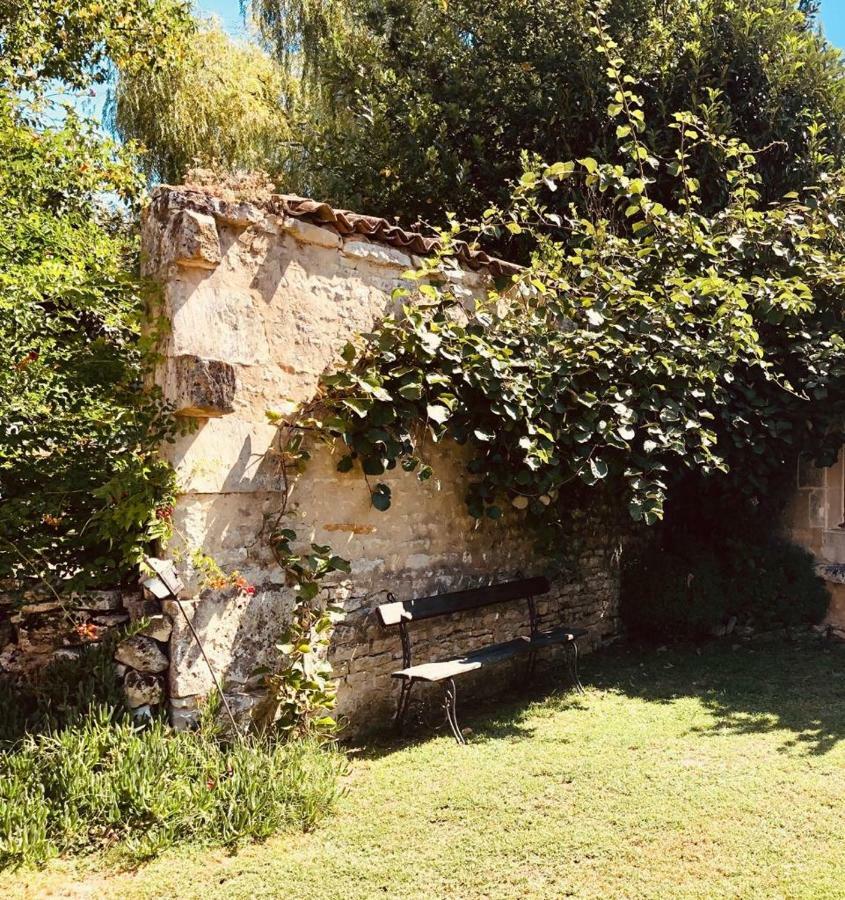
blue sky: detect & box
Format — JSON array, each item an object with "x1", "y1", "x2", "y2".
[
  {"x1": 821, "y1": 0, "x2": 845, "y2": 47},
  {"x1": 196, "y1": 0, "x2": 248, "y2": 35}
]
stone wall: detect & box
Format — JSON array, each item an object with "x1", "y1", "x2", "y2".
[
  {"x1": 0, "y1": 585, "x2": 128, "y2": 675},
  {"x1": 144, "y1": 185, "x2": 626, "y2": 733},
  {"x1": 0, "y1": 584, "x2": 172, "y2": 716},
  {"x1": 784, "y1": 452, "x2": 845, "y2": 636}
]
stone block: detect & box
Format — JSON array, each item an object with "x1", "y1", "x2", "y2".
[
  {"x1": 124, "y1": 670, "x2": 164, "y2": 708},
  {"x1": 18, "y1": 599, "x2": 63, "y2": 615},
  {"x1": 138, "y1": 614, "x2": 173, "y2": 643},
  {"x1": 161, "y1": 418, "x2": 281, "y2": 494},
  {"x1": 169, "y1": 210, "x2": 221, "y2": 269},
  {"x1": 123, "y1": 594, "x2": 162, "y2": 622},
  {"x1": 282, "y1": 217, "x2": 342, "y2": 249},
  {"x1": 71, "y1": 590, "x2": 122, "y2": 612},
  {"x1": 115, "y1": 636, "x2": 168, "y2": 674},
  {"x1": 163, "y1": 354, "x2": 236, "y2": 418},
  {"x1": 131, "y1": 705, "x2": 154, "y2": 723},
  {"x1": 166, "y1": 275, "x2": 271, "y2": 366},
  {"x1": 16, "y1": 620, "x2": 65, "y2": 655},
  {"x1": 171, "y1": 706, "x2": 200, "y2": 731},
  {"x1": 92, "y1": 613, "x2": 129, "y2": 628},
  {"x1": 208, "y1": 198, "x2": 264, "y2": 229},
  {"x1": 168, "y1": 589, "x2": 294, "y2": 698},
  {"x1": 342, "y1": 240, "x2": 412, "y2": 269}
]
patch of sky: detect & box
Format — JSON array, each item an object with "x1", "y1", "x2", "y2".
[{"x1": 821, "y1": 0, "x2": 845, "y2": 49}]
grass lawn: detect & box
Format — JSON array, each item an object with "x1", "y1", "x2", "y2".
[{"x1": 6, "y1": 640, "x2": 845, "y2": 899}]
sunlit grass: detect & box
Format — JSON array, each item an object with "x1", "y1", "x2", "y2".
[{"x1": 5, "y1": 640, "x2": 845, "y2": 899}]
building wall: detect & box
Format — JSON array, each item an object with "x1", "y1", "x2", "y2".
[
  {"x1": 143, "y1": 187, "x2": 626, "y2": 732},
  {"x1": 783, "y1": 452, "x2": 845, "y2": 632}
]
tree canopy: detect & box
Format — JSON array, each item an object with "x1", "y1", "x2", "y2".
[
  {"x1": 107, "y1": 19, "x2": 300, "y2": 185},
  {"x1": 0, "y1": 1, "x2": 187, "y2": 589},
  {"x1": 245, "y1": 0, "x2": 845, "y2": 227},
  {"x1": 108, "y1": 0, "x2": 845, "y2": 233},
  {"x1": 0, "y1": 0, "x2": 192, "y2": 89},
  {"x1": 299, "y1": 7, "x2": 845, "y2": 538}
]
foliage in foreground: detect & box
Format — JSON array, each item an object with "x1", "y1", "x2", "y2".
[
  {"x1": 0, "y1": 95, "x2": 178, "y2": 590},
  {"x1": 5, "y1": 643, "x2": 845, "y2": 899},
  {"x1": 0, "y1": 3, "x2": 192, "y2": 591},
  {"x1": 0, "y1": 713, "x2": 342, "y2": 869},
  {"x1": 0, "y1": 649, "x2": 344, "y2": 870}
]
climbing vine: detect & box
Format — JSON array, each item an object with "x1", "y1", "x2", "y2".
[
  {"x1": 259, "y1": 1, "x2": 845, "y2": 727},
  {"x1": 287, "y1": 2, "x2": 845, "y2": 538},
  {"x1": 251, "y1": 419, "x2": 350, "y2": 740}
]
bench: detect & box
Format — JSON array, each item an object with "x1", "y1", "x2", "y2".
[{"x1": 375, "y1": 576, "x2": 588, "y2": 743}]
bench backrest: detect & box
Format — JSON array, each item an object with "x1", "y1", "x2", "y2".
[{"x1": 376, "y1": 576, "x2": 550, "y2": 627}]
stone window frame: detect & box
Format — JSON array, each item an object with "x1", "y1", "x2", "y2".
[
  {"x1": 828, "y1": 451, "x2": 845, "y2": 531},
  {"x1": 794, "y1": 449, "x2": 845, "y2": 564}
]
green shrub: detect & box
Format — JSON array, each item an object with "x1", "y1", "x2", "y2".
[
  {"x1": 622, "y1": 538, "x2": 829, "y2": 641},
  {"x1": 0, "y1": 647, "x2": 344, "y2": 870},
  {"x1": 622, "y1": 547, "x2": 728, "y2": 640},
  {"x1": 729, "y1": 540, "x2": 830, "y2": 630}
]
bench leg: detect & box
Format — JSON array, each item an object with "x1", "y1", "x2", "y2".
[
  {"x1": 564, "y1": 641, "x2": 585, "y2": 693},
  {"x1": 442, "y1": 678, "x2": 466, "y2": 745},
  {"x1": 395, "y1": 678, "x2": 413, "y2": 734},
  {"x1": 526, "y1": 648, "x2": 538, "y2": 684}
]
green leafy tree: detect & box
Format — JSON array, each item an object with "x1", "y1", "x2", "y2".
[
  {"x1": 250, "y1": 0, "x2": 845, "y2": 229},
  {"x1": 0, "y1": 2, "x2": 190, "y2": 590},
  {"x1": 107, "y1": 19, "x2": 302, "y2": 185},
  {"x1": 0, "y1": 0, "x2": 192, "y2": 89}
]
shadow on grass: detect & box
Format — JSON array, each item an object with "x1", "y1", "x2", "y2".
[
  {"x1": 351, "y1": 677, "x2": 590, "y2": 759},
  {"x1": 585, "y1": 637, "x2": 845, "y2": 756},
  {"x1": 355, "y1": 638, "x2": 845, "y2": 758}
]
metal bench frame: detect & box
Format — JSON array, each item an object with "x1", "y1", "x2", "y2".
[{"x1": 376, "y1": 577, "x2": 586, "y2": 744}]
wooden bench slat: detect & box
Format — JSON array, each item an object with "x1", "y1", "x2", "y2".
[
  {"x1": 392, "y1": 637, "x2": 531, "y2": 682},
  {"x1": 376, "y1": 575, "x2": 550, "y2": 626}
]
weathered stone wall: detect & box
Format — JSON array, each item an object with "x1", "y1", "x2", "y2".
[
  {"x1": 784, "y1": 452, "x2": 845, "y2": 635},
  {"x1": 0, "y1": 584, "x2": 172, "y2": 715},
  {"x1": 0, "y1": 585, "x2": 128, "y2": 675},
  {"x1": 144, "y1": 186, "x2": 625, "y2": 733}
]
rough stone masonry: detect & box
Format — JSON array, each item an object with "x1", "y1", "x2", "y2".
[{"x1": 142, "y1": 184, "x2": 626, "y2": 733}]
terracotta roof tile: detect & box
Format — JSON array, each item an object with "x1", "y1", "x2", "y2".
[
  {"x1": 272, "y1": 195, "x2": 522, "y2": 278},
  {"x1": 149, "y1": 186, "x2": 521, "y2": 278}
]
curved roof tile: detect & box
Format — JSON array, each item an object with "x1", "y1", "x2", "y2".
[
  {"x1": 272, "y1": 194, "x2": 522, "y2": 278},
  {"x1": 149, "y1": 186, "x2": 521, "y2": 278}
]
